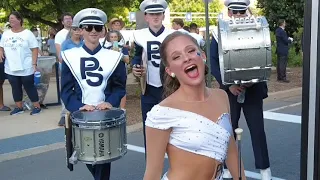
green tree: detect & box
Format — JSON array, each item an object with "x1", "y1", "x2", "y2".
[
  {"x1": 256, "y1": 0, "x2": 304, "y2": 37},
  {"x1": 0, "y1": 0, "x2": 140, "y2": 30},
  {"x1": 168, "y1": 0, "x2": 223, "y2": 27}
]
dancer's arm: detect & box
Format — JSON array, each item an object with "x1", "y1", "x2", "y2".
[{"x1": 144, "y1": 127, "x2": 171, "y2": 180}]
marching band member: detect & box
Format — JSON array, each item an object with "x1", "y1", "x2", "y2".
[
  {"x1": 132, "y1": 0, "x2": 174, "y2": 153},
  {"x1": 60, "y1": 8, "x2": 126, "y2": 180},
  {"x1": 210, "y1": 0, "x2": 271, "y2": 179},
  {"x1": 144, "y1": 31, "x2": 246, "y2": 180}
]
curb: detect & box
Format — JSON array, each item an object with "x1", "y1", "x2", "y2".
[{"x1": 264, "y1": 87, "x2": 302, "y2": 102}]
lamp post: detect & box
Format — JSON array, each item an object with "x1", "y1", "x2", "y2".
[
  {"x1": 300, "y1": 0, "x2": 320, "y2": 179},
  {"x1": 204, "y1": 0, "x2": 212, "y2": 87}
]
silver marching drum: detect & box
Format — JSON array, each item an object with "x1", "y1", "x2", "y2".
[
  {"x1": 68, "y1": 108, "x2": 127, "y2": 165},
  {"x1": 214, "y1": 15, "x2": 272, "y2": 85}
]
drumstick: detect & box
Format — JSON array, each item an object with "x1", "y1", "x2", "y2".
[
  {"x1": 65, "y1": 112, "x2": 73, "y2": 171},
  {"x1": 235, "y1": 128, "x2": 243, "y2": 180}
]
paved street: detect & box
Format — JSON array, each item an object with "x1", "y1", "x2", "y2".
[{"x1": 0, "y1": 81, "x2": 302, "y2": 180}]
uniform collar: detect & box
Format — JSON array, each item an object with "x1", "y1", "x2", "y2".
[
  {"x1": 83, "y1": 43, "x2": 102, "y2": 55},
  {"x1": 149, "y1": 25, "x2": 165, "y2": 37}
]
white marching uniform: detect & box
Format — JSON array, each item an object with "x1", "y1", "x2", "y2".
[
  {"x1": 62, "y1": 47, "x2": 123, "y2": 106},
  {"x1": 133, "y1": 27, "x2": 174, "y2": 87}
]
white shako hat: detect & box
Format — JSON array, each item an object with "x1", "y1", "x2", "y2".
[
  {"x1": 224, "y1": 0, "x2": 250, "y2": 11},
  {"x1": 73, "y1": 8, "x2": 107, "y2": 27},
  {"x1": 140, "y1": 0, "x2": 168, "y2": 13}
]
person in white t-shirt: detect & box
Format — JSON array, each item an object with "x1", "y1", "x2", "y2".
[
  {"x1": 0, "y1": 11, "x2": 41, "y2": 115},
  {"x1": 189, "y1": 23, "x2": 205, "y2": 49},
  {"x1": 172, "y1": 18, "x2": 189, "y2": 34},
  {"x1": 55, "y1": 12, "x2": 73, "y2": 126},
  {"x1": 55, "y1": 13, "x2": 73, "y2": 63}
]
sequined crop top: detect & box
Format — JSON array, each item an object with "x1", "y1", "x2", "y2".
[{"x1": 145, "y1": 105, "x2": 232, "y2": 163}]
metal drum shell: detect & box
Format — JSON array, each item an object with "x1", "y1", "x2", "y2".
[
  {"x1": 217, "y1": 16, "x2": 272, "y2": 85},
  {"x1": 71, "y1": 109, "x2": 127, "y2": 165}
]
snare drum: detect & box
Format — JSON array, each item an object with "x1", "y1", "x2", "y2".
[
  {"x1": 217, "y1": 16, "x2": 272, "y2": 85},
  {"x1": 70, "y1": 108, "x2": 127, "y2": 165}
]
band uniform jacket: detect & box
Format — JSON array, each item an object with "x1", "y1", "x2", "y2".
[
  {"x1": 132, "y1": 26, "x2": 174, "y2": 95},
  {"x1": 60, "y1": 44, "x2": 127, "y2": 113}
]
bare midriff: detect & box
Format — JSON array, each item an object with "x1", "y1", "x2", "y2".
[{"x1": 165, "y1": 144, "x2": 222, "y2": 180}]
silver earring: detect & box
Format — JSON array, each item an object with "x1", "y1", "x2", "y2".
[
  {"x1": 171, "y1": 73, "x2": 176, "y2": 78},
  {"x1": 203, "y1": 59, "x2": 206, "y2": 63}
]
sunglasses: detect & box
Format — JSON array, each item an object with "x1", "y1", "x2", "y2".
[
  {"x1": 71, "y1": 27, "x2": 80, "y2": 31},
  {"x1": 232, "y1": 10, "x2": 246, "y2": 14},
  {"x1": 82, "y1": 25, "x2": 103, "y2": 32}
]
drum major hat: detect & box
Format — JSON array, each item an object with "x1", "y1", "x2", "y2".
[
  {"x1": 73, "y1": 8, "x2": 107, "y2": 27},
  {"x1": 224, "y1": 0, "x2": 250, "y2": 10},
  {"x1": 139, "y1": 0, "x2": 168, "y2": 14}
]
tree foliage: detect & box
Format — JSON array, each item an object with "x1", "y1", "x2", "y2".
[
  {"x1": 256, "y1": 0, "x2": 304, "y2": 37},
  {"x1": 0, "y1": 0, "x2": 222, "y2": 31},
  {"x1": 0, "y1": 0, "x2": 141, "y2": 30},
  {"x1": 169, "y1": 0, "x2": 223, "y2": 27}
]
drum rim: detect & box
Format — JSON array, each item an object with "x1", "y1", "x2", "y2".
[
  {"x1": 72, "y1": 118, "x2": 126, "y2": 129},
  {"x1": 71, "y1": 109, "x2": 126, "y2": 125},
  {"x1": 77, "y1": 150, "x2": 127, "y2": 165}
]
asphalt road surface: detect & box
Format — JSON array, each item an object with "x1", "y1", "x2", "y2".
[{"x1": 0, "y1": 95, "x2": 302, "y2": 180}]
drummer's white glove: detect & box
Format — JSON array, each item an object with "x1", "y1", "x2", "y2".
[{"x1": 288, "y1": 37, "x2": 294, "y2": 42}]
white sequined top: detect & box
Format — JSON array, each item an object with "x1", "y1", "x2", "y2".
[{"x1": 145, "y1": 105, "x2": 232, "y2": 163}]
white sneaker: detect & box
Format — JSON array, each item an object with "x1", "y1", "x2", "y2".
[
  {"x1": 260, "y1": 168, "x2": 272, "y2": 180},
  {"x1": 222, "y1": 169, "x2": 232, "y2": 178}
]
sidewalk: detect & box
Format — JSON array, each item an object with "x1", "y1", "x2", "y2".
[{"x1": 0, "y1": 73, "x2": 138, "y2": 140}]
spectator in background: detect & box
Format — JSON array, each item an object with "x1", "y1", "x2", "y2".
[
  {"x1": 105, "y1": 30, "x2": 130, "y2": 109},
  {"x1": 30, "y1": 27, "x2": 43, "y2": 56},
  {"x1": 55, "y1": 12, "x2": 73, "y2": 62},
  {"x1": 275, "y1": 19, "x2": 293, "y2": 83},
  {"x1": 55, "y1": 12, "x2": 73, "y2": 126},
  {"x1": 107, "y1": 18, "x2": 125, "y2": 44},
  {"x1": 107, "y1": 18, "x2": 132, "y2": 51},
  {"x1": 47, "y1": 33, "x2": 56, "y2": 57},
  {"x1": 183, "y1": 26, "x2": 190, "y2": 32},
  {"x1": 171, "y1": 18, "x2": 189, "y2": 33},
  {"x1": 0, "y1": 29, "x2": 11, "y2": 112},
  {"x1": 61, "y1": 25, "x2": 83, "y2": 52},
  {"x1": 189, "y1": 23, "x2": 205, "y2": 49},
  {"x1": 0, "y1": 11, "x2": 41, "y2": 115}
]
